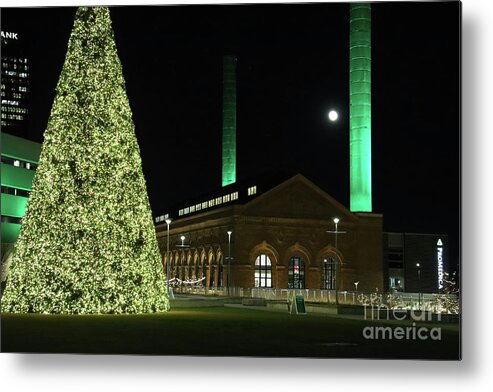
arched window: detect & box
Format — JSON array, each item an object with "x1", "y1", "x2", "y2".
[
  {"x1": 209, "y1": 255, "x2": 215, "y2": 288},
  {"x1": 254, "y1": 254, "x2": 272, "y2": 288},
  {"x1": 201, "y1": 257, "x2": 207, "y2": 287},
  {"x1": 217, "y1": 255, "x2": 223, "y2": 288},
  {"x1": 288, "y1": 256, "x2": 305, "y2": 289},
  {"x1": 193, "y1": 258, "x2": 198, "y2": 281},
  {"x1": 321, "y1": 256, "x2": 337, "y2": 290}
]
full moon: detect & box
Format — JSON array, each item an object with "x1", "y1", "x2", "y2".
[{"x1": 328, "y1": 110, "x2": 338, "y2": 121}]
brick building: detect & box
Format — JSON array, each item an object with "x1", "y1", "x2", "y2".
[{"x1": 155, "y1": 174, "x2": 384, "y2": 293}]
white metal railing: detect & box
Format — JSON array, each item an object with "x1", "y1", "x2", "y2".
[{"x1": 170, "y1": 286, "x2": 459, "y2": 314}]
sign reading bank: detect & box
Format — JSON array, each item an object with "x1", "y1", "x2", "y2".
[{"x1": 1, "y1": 31, "x2": 19, "y2": 40}]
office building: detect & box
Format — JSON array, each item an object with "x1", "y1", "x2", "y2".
[
  {"x1": 384, "y1": 232, "x2": 449, "y2": 293},
  {"x1": 1, "y1": 30, "x2": 30, "y2": 133}
]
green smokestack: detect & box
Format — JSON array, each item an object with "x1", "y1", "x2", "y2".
[
  {"x1": 222, "y1": 55, "x2": 237, "y2": 187},
  {"x1": 349, "y1": 3, "x2": 372, "y2": 212}
]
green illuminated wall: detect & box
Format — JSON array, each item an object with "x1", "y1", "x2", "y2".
[
  {"x1": 222, "y1": 55, "x2": 237, "y2": 187},
  {"x1": 1, "y1": 133, "x2": 41, "y2": 244},
  {"x1": 350, "y1": 3, "x2": 372, "y2": 212}
]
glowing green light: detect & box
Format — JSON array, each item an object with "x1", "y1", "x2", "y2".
[
  {"x1": 350, "y1": 3, "x2": 372, "y2": 212},
  {"x1": 2, "y1": 7, "x2": 169, "y2": 314},
  {"x1": 222, "y1": 55, "x2": 236, "y2": 187}
]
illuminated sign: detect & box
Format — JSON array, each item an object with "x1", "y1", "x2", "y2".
[
  {"x1": 1, "y1": 31, "x2": 18, "y2": 40},
  {"x1": 437, "y1": 239, "x2": 444, "y2": 291}
]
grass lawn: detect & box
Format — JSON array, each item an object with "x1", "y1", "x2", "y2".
[{"x1": 1, "y1": 306, "x2": 460, "y2": 359}]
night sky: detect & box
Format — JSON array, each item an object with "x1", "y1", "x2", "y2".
[{"x1": 1, "y1": 2, "x2": 460, "y2": 267}]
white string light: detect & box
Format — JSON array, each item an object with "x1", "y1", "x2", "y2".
[{"x1": 2, "y1": 7, "x2": 169, "y2": 314}]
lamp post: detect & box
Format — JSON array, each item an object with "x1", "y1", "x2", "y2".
[
  {"x1": 165, "y1": 217, "x2": 173, "y2": 295},
  {"x1": 326, "y1": 217, "x2": 346, "y2": 304},
  {"x1": 332, "y1": 218, "x2": 341, "y2": 298},
  {"x1": 180, "y1": 235, "x2": 185, "y2": 283},
  {"x1": 333, "y1": 217, "x2": 340, "y2": 250},
  {"x1": 227, "y1": 230, "x2": 232, "y2": 296},
  {"x1": 416, "y1": 262, "x2": 421, "y2": 310},
  {"x1": 175, "y1": 234, "x2": 190, "y2": 291}
]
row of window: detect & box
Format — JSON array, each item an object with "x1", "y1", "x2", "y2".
[
  {"x1": 156, "y1": 185, "x2": 258, "y2": 223},
  {"x1": 0, "y1": 215, "x2": 22, "y2": 224},
  {"x1": 255, "y1": 254, "x2": 337, "y2": 290},
  {"x1": 1, "y1": 113, "x2": 24, "y2": 121},
  {"x1": 1, "y1": 185, "x2": 30, "y2": 198},
  {"x1": 1, "y1": 156, "x2": 38, "y2": 171},
  {"x1": 1, "y1": 62, "x2": 29, "y2": 71},
  {"x1": 178, "y1": 191, "x2": 240, "y2": 217},
  {"x1": 1, "y1": 106, "x2": 27, "y2": 115},
  {"x1": 2, "y1": 99, "x2": 19, "y2": 106},
  {"x1": 0, "y1": 80, "x2": 30, "y2": 88},
  {"x1": 1, "y1": 84, "x2": 28, "y2": 92},
  {"x1": 1, "y1": 57, "x2": 28, "y2": 64},
  {"x1": 165, "y1": 254, "x2": 338, "y2": 290},
  {"x1": 3, "y1": 70, "x2": 28, "y2": 78},
  {"x1": 155, "y1": 214, "x2": 169, "y2": 223}
]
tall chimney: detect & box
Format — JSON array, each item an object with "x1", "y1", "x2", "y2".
[
  {"x1": 349, "y1": 3, "x2": 372, "y2": 212},
  {"x1": 222, "y1": 55, "x2": 237, "y2": 187}
]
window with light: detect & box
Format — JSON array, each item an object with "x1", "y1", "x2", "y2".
[{"x1": 254, "y1": 254, "x2": 272, "y2": 288}]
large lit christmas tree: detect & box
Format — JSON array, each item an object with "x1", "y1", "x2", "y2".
[{"x1": 2, "y1": 7, "x2": 169, "y2": 314}]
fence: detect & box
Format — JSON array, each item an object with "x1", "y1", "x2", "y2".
[{"x1": 171, "y1": 286, "x2": 459, "y2": 314}]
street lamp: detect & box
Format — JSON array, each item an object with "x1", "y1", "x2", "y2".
[
  {"x1": 354, "y1": 281, "x2": 359, "y2": 291},
  {"x1": 165, "y1": 217, "x2": 173, "y2": 296},
  {"x1": 326, "y1": 217, "x2": 346, "y2": 304},
  {"x1": 180, "y1": 235, "x2": 185, "y2": 282},
  {"x1": 227, "y1": 230, "x2": 232, "y2": 296},
  {"x1": 176, "y1": 234, "x2": 190, "y2": 288},
  {"x1": 416, "y1": 262, "x2": 421, "y2": 310},
  {"x1": 333, "y1": 217, "x2": 340, "y2": 250}
]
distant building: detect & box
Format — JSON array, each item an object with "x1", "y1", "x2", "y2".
[
  {"x1": 383, "y1": 232, "x2": 449, "y2": 293},
  {"x1": 1, "y1": 30, "x2": 30, "y2": 133},
  {"x1": 1, "y1": 133, "x2": 41, "y2": 247},
  {"x1": 155, "y1": 173, "x2": 384, "y2": 294}
]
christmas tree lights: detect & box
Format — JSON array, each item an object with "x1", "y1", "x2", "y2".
[{"x1": 1, "y1": 7, "x2": 169, "y2": 314}]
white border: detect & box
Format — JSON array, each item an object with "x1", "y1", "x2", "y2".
[{"x1": 2, "y1": 0, "x2": 492, "y2": 390}]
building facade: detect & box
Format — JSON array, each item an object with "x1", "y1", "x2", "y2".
[
  {"x1": 384, "y1": 232, "x2": 449, "y2": 293},
  {"x1": 1, "y1": 30, "x2": 30, "y2": 133},
  {"x1": 155, "y1": 174, "x2": 384, "y2": 293},
  {"x1": 1, "y1": 133, "x2": 41, "y2": 247}
]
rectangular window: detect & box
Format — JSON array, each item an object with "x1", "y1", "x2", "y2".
[{"x1": 179, "y1": 209, "x2": 184, "y2": 216}]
